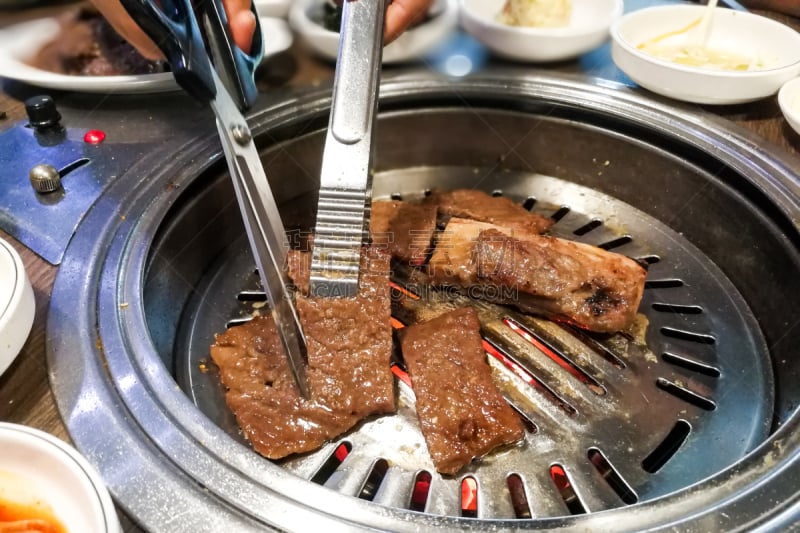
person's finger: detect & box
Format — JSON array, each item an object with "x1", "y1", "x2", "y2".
[
  {"x1": 229, "y1": 8, "x2": 258, "y2": 53},
  {"x1": 223, "y1": 0, "x2": 257, "y2": 53},
  {"x1": 384, "y1": 0, "x2": 434, "y2": 44}
]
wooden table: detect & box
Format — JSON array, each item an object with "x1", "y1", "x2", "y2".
[{"x1": 0, "y1": 2, "x2": 798, "y2": 531}]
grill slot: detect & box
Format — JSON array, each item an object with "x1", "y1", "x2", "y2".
[
  {"x1": 651, "y1": 303, "x2": 703, "y2": 314},
  {"x1": 660, "y1": 327, "x2": 716, "y2": 345},
  {"x1": 656, "y1": 378, "x2": 717, "y2": 411},
  {"x1": 357, "y1": 459, "x2": 390, "y2": 501},
  {"x1": 645, "y1": 279, "x2": 684, "y2": 289},
  {"x1": 598, "y1": 235, "x2": 634, "y2": 251},
  {"x1": 506, "y1": 474, "x2": 533, "y2": 518},
  {"x1": 661, "y1": 352, "x2": 721, "y2": 377},
  {"x1": 310, "y1": 442, "x2": 352, "y2": 485},
  {"x1": 573, "y1": 219, "x2": 603, "y2": 236},
  {"x1": 522, "y1": 197, "x2": 537, "y2": 211},
  {"x1": 588, "y1": 448, "x2": 638, "y2": 505},
  {"x1": 642, "y1": 420, "x2": 692, "y2": 473},
  {"x1": 460, "y1": 477, "x2": 479, "y2": 517},
  {"x1": 503, "y1": 317, "x2": 606, "y2": 396},
  {"x1": 550, "y1": 206, "x2": 571, "y2": 221},
  {"x1": 550, "y1": 465, "x2": 586, "y2": 515},
  {"x1": 409, "y1": 471, "x2": 432, "y2": 512}
]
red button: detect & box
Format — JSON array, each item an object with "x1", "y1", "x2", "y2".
[{"x1": 83, "y1": 130, "x2": 106, "y2": 144}]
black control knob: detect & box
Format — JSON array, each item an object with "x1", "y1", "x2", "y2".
[{"x1": 25, "y1": 95, "x2": 62, "y2": 130}]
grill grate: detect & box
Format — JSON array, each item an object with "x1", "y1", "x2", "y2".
[{"x1": 175, "y1": 170, "x2": 773, "y2": 520}]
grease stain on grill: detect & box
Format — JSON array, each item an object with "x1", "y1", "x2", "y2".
[
  {"x1": 506, "y1": 473, "x2": 532, "y2": 518},
  {"x1": 588, "y1": 448, "x2": 638, "y2": 505},
  {"x1": 550, "y1": 465, "x2": 586, "y2": 515},
  {"x1": 642, "y1": 420, "x2": 692, "y2": 473},
  {"x1": 656, "y1": 378, "x2": 717, "y2": 411}
]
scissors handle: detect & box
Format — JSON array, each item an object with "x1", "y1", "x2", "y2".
[
  {"x1": 119, "y1": 0, "x2": 216, "y2": 102},
  {"x1": 201, "y1": 0, "x2": 264, "y2": 110},
  {"x1": 119, "y1": 0, "x2": 263, "y2": 110}
]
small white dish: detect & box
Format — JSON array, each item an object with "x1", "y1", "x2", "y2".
[
  {"x1": 0, "y1": 16, "x2": 292, "y2": 94},
  {"x1": 459, "y1": 0, "x2": 623, "y2": 63},
  {"x1": 289, "y1": 0, "x2": 459, "y2": 64},
  {"x1": 254, "y1": 0, "x2": 291, "y2": 19},
  {"x1": 611, "y1": 5, "x2": 800, "y2": 105},
  {"x1": 0, "y1": 423, "x2": 121, "y2": 533},
  {"x1": 778, "y1": 78, "x2": 800, "y2": 136},
  {"x1": 0, "y1": 237, "x2": 34, "y2": 377}
]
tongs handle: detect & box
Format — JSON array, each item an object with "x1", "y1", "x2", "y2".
[
  {"x1": 309, "y1": 0, "x2": 387, "y2": 298},
  {"x1": 329, "y1": 0, "x2": 385, "y2": 146},
  {"x1": 119, "y1": 0, "x2": 263, "y2": 110}
]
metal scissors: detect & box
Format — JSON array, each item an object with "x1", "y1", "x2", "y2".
[{"x1": 119, "y1": 0, "x2": 309, "y2": 396}]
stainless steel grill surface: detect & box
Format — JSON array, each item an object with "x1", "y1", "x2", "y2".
[{"x1": 47, "y1": 73, "x2": 800, "y2": 532}]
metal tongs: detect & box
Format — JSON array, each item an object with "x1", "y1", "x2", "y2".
[
  {"x1": 119, "y1": 0, "x2": 309, "y2": 396},
  {"x1": 309, "y1": 0, "x2": 387, "y2": 297}
]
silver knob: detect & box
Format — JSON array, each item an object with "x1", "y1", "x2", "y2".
[{"x1": 29, "y1": 164, "x2": 61, "y2": 193}]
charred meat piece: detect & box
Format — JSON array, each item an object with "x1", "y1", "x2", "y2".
[
  {"x1": 429, "y1": 218, "x2": 647, "y2": 333},
  {"x1": 370, "y1": 200, "x2": 438, "y2": 265},
  {"x1": 425, "y1": 189, "x2": 554, "y2": 235},
  {"x1": 210, "y1": 316, "x2": 361, "y2": 459},
  {"x1": 400, "y1": 307, "x2": 525, "y2": 475},
  {"x1": 210, "y1": 248, "x2": 395, "y2": 459},
  {"x1": 28, "y1": 6, "x2": 166, "y2": 76}
]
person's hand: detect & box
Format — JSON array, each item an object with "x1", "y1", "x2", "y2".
[
  {"x1": 88, "y1": 0, "x2": 257, "y2": 60},
  {"x1": 385, "y1": 0, "x2": 436, "y2": 43}
]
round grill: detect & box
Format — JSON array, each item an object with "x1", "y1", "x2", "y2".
[{"x1": 49, "y1": 73, "x2": 800, "y2": 532}]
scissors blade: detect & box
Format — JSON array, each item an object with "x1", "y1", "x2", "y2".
[{"x1": 208, "y1": 70, "x2": 309, "y2": 398}]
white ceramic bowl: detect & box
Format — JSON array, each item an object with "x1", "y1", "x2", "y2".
[
  {"x1": 260, "y1": 16, "x2": 293, "y2": 57},
  {"x1": 778, "y1": 77, "x2": 800, "y2": 136},
  {"x1": 0, "y1": 423, "x2": 121, "y2": 533},
  {"x1": 254, "y1": 0, "x2": 291, "y2": 19},
  {"x1": 289, "y1": 0, "x2": 459, "y2": 64},
  {"x1": 0, "y1": 237, "x2": 34, "y2": 376},
  {"x1": 459, "y1": 0, "x2": 623, "y2": 62},
  {"x1": 611, "y1": 5, "x2": 800, "y2": 105}
]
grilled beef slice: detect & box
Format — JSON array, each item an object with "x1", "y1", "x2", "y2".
[
  {"x1": 428, "y1": 218, "x2": 647, "y2": 333},
  {"x1": 400, "y1": 307, "x2": 525, "y2": 475},
  {"x1": 370, "y1": 200, "x2": 438, "y2": 264},
  {"x1": 424, "y1": 189, "x2": 554, "y2": 235},
  {"x1": 210, "y1": 248, "x2": 394, "y2": 459}
]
